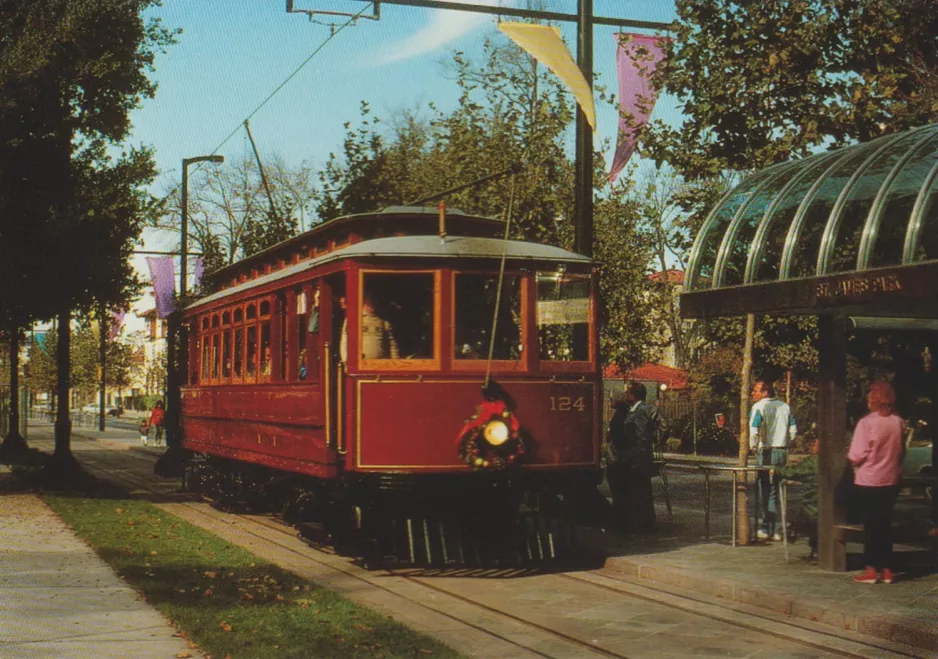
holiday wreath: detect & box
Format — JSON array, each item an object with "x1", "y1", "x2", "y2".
[{"x1": 456, "y1": 399, "x2": 525, "y2": 470}]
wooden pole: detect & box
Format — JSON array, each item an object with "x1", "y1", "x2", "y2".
[
  {"x1": 817, "y1": 315, "x2": 847, "y2": 571},
  {"x1": 736, "y1": 313, "x2": 755, "y2": 545}
]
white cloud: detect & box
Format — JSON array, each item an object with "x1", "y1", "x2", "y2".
[{"x1": 378, "y1": 0, "x2": 513, "y2": 65}]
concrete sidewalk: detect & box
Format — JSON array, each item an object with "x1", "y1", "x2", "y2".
[
  {"x1": 0, "y1": 467, "x2": 197, "y2": 659},
  {"x1": 587, "y1": 469, "x2": 938, "y2": 654}
]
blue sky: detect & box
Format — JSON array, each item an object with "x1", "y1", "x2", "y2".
[{"x1": 129, "y1": 0, "x2": 680, "y2": 304}]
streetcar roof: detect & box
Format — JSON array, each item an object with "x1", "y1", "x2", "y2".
[{"x1": 187, "y1": 235, "x2": 591, "y2": 311}]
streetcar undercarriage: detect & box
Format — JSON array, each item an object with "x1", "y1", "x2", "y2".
[{"x1": 183, "y1": 453, "x2": 599, "y2": 568}]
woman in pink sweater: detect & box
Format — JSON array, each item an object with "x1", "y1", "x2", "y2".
[{"x1": 847, "y1": 382, "x2": 905, "y2": 584}]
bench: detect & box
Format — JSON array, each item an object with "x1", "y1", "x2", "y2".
[{"x1": 834, "y1": 521, "x2": 938, "y2": 569}]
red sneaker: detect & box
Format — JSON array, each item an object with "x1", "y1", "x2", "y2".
[
  {"x1": 881, "y1": 568, "x2": 896, "y2": 584},
  {"x1": 853, "y1": 567, "x2": 879, "y2": 584}
]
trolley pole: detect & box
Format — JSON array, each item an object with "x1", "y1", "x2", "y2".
[{"x1": 574, "y1": 0, "x2": 594, "y2": 259}]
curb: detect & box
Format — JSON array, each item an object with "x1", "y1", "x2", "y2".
[{"x1": 599, "y1": 555, "x2": 938, "y2": 653}]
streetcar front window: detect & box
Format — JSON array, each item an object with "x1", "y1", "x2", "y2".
[
  {"x1": 360, "y1": 272, "x2": 435, "y2": 361},
  {"x1": 454, "y1": 274, "x2": 522, "y2": 361},
  {"x1": 536, "y1": 272, "x2": 590, "y2": 362}
]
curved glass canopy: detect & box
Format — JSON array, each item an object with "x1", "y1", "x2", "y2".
[{"x1": 686, "y1": 124, "x2": 938, "y2": 293}]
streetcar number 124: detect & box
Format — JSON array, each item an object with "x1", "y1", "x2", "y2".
[{"x1": 550, "y1": 396, "x2": 585, "y2": 412}]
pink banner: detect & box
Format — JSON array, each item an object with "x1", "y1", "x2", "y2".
[
  {"x1": 193, "y1": 257, "x2": 205, "y2": 289},
  {"x1": 108, "y1": 309, "x2": 125, "y2": 341},
  {"x1": 146, "y1": 256, "x2": 176, "y2": 319},
  {"x1": 609, "y1": 33, "x2": 669, "y2": 184}
]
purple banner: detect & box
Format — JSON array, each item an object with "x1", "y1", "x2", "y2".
[
  {"x1": 193, "y1": 257, "x2": 205, "y2": 289},
  {"x1": 609, "y1": 33, "x2": 669, "y2": 184},
  {"x1": 146, "y1": 256, "x2": 176, "y2": 319},
  {"x1": 108, "y1": 309, "x2": 125, "y2": 341}
]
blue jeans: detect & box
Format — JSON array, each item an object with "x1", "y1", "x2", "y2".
[{"x1": 756, "y1": 448, "x2": 788, "y2": 534}]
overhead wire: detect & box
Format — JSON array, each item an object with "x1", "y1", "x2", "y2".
[{"x1": 158, "y1": 2, "x2": 376, "y2": 204}]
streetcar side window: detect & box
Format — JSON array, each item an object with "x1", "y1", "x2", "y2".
[
  {"x1": 246, "y1": 325, "x2": 258, "y2": 378},
  {"x1": 454, "y1": 274, "x2": 522, "y2": 361},
  {"x1": 536, "y1": 272, "x2": 590, "y2": 362},
  {"x1": 211, "y1": 334, "x2": 220, "y2": 378},
  {"x1": 260, "y1": 321, "x2": 271, "y2": 376},
  {"x1": 222, "y1": 330, "x2": 232, "y2": 379},
  {"x1": 201, "y1": 336, "x2": 210, "y2": 380},
  {"x1": 234, "y1": 327, "x2": 244, "y2": 378},
  {"x1": 360, "y1": 272, "x2": 435, "y2": 361}
]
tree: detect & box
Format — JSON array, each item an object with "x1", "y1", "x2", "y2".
[
  {"x1": 317, "y1": 38, "x2": 662, "y2": 369},
  {"x1": 154, "y1": 154, "x2": 313, "y2": 273},
  {"x1": 646, "y1": 0, "x2": 938, "y2": 177},
  {"x1": 0, "y1": 0, "x2": 175, "y2": 467}
]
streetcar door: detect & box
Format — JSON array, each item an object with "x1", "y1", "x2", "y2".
[{"x1": 321, "y1": 274, "x2": 347, "y2": 457}]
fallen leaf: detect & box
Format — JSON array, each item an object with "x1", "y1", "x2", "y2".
[
  {"x1": 275, "y1": 594, "x2": 285, "y2": 601},
  {"x1": 353, "y1": 624, "x2": 373, "y2": 632},
  {"x1": 203, "y1": 571, "x2": 218, "y2": 579},
  {"x1": 220, "y1": 622, "x2": 233, "y2": 632},
  {"x1": 174, "y1": 653, "x2": 192, "y2": 658},
  {"x1": 151, "y1": 551, "x2": 158, "y2": 556},
  {"x1": 127, "y1": 520, "x2": 135, "y2": 526},
  {"x1": 203, "y1": 588, "x2": 214, "y2": 597},
  {"x1": 115, "y1": 507, "x2": 124, "y2": 514}
]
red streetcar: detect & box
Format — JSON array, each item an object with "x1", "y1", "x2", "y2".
[{"x1": 180, "y1": 206, "x2": 601, "y2": 563}]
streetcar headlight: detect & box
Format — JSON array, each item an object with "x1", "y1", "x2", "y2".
[{"x1": 483, "y1": 419, "x2": 510, "y2": 446}]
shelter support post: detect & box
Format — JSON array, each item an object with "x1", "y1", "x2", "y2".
[{"x1": 817, "y1": 315, "x2": 847, "y2": 571}]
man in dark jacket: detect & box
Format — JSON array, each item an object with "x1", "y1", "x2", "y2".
[{"x1": 605, "y1": 381, "x2": 660, "y2": 532}]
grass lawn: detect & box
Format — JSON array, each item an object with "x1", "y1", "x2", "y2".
[{"x1": 43, "y1": 493, "x2": 463, "y2": 659}]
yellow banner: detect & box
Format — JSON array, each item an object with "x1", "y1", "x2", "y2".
[{"x1": 498, "y1": 22, "x2": 596, "y2": 132}]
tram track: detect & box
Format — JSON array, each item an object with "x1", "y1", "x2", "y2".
[{"x1": 45, "y1": 436, "x2": 933, "y2": 659}]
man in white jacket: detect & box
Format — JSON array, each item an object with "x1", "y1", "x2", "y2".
[{"x1": 750, "y1": 379, "x2": 797, "y2": 541}]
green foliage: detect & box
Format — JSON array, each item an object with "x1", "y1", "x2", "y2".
[
  {"x1": 24, "y1": 321, "x2": 134, "y2": 398},
  {"x1": 0, "y1": 0, "x2": 175, "y2": 323},
  {"x1": 646, "y1": 0, "x2": 938, "y2": 177}
]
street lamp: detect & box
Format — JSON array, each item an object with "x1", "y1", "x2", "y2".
[
  {"x1": 181, "y1": 155, "x2": 224, "y2": 297},
  {"x1": 158, "y1": 154, "x2": 223, "y2": 476}
]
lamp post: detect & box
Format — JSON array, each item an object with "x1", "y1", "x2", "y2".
[
  {"x1": 158, "y1": 154, "x2": 223, "y2": 477},
  {"x1": 181, "y1": 155, "x2": 224, "y2": 297}
]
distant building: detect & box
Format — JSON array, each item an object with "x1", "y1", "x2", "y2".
[{"x1": 135, "y1": 306, "x2": 168, "y2": 397}]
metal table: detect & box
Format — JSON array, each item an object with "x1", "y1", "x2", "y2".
[{"x1": 697, "y1": 464, "x2": 774, "y2": 546}]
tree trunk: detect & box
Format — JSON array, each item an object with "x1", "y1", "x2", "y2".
[
  {"x1": 0, "y1": 328, "x2": 28, "y2": 460},
  {"x1": 99, "y1": 307, "x2": 106, "y2": 432},
  {"x1": 736, "y1": 313, "x2": 756, "y2": 545},
  {"x1": 53, "y1": 308, "x2": 76, "y2": 467}
]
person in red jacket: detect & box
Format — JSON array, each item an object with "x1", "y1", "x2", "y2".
[{"x1": 148, "y1": 400, "x2": 166, "y2": 448}]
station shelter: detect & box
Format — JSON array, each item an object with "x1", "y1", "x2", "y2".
[{"x1": 680, "y1": 123, "x2": 938, "y2": 570}]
